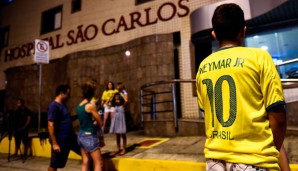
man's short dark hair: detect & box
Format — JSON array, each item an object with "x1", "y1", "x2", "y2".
[
  {"x1": 17, "y1": 98, "x2": 25, "y2": 105},
  {"x1": 212, "y1": 3, "x2": 245, "y2": 42},
  {"x1": 55, "y1": 84, "x2": 70, "y2": 96}
]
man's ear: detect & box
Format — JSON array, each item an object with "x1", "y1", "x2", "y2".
[
  {"x1": 212, "y1": 31, "x2": 218, "y2": 40},
  {"x1": 238, "y1": 26, "x2": 246, "y2": 44},
  {"x1": 240, "y1": 26, "x2": 246, "y2": 38}
]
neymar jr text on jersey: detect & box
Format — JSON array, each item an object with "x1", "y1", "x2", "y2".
[{"x1": 199, "y1": 57, "x2": 245, "y2": 74}]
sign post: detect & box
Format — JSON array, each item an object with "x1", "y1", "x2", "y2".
[{"x1": 34, "y1": 39, "x2": 49, "y2": 133}]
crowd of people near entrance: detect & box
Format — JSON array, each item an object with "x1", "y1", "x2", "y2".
[
  {"x1": 0, "y1": 80, "x2": 128, "y2": 171},
  {"x1": 47, "y1": 81, "x2": 128, "y2": 171}
]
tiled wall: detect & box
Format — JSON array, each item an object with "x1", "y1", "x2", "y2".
[{"x1": 4, "y1": 34, "x2": 176, "y2": 130}]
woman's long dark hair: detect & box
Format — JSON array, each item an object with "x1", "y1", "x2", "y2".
[
  {"x1": 82, "y1": 83, "x2": 95, "y2": 101},
  {"x1": 105, "y1": 81, "x2": 115, "y2": 90}
]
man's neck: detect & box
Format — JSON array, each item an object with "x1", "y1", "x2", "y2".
[
  {"x1": 220, "y1": 40, "x2": 241, "y2": 48},
  {"x1": 55, "y1": 96, "x2": 63, "y2": 104}
]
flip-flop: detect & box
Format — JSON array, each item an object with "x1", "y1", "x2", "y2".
[{"x1": 119, "y1": 150, "x2": 126, "y2": 156}]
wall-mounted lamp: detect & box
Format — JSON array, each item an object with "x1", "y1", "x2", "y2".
[{"x1": 125, "y1": 50, "x2": 131, "y2": 57}]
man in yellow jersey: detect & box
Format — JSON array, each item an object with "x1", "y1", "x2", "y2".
[{"x1": 196, "y1": 3, "x2": 287, "y2": 171}]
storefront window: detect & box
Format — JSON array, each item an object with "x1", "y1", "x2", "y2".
[
  {"x1": 208, "y1": 25, "x2": 298, "y2": 79},
  {"x1": 245, "y1": 25, "x2": 298, "y2": 79}
]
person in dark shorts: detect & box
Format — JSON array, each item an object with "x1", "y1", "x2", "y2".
[
  {"x1": 47, "y1": 84, "x2": 81, "y2": 171},
  {"x1": 12, "y1": 98, "x2": 31, "y2": 158}
]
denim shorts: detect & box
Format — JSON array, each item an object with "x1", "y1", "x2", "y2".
[{"x1": 77, "y1": 131, "x2": 99, "y2": 153}]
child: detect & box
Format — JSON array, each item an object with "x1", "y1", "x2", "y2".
[{"x1": 108, "y1": 92, "x2": 128, "y2": 156}]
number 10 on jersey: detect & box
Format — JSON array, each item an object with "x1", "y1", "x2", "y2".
[{"x1": 202, "y1": 75, "x2": 237, "y2": 127}]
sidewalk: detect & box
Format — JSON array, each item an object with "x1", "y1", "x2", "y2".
[{"x1": 0, "y1": 130, "x2": 298, "y2": 171}]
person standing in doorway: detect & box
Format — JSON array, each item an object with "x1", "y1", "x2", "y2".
[
  {"x1": 12, "y1": 98, "x2": 31, "y2": 159},
  {"x1": 196, "y1": 3, "x2": 287, "y2": 170},
  {"x1": 47, "y1": 84, "x2": 81, "y2": 171}
]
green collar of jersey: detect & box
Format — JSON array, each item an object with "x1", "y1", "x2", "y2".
[{"x1": 216, "y1": 46, "x2": 239, "y2": 52}]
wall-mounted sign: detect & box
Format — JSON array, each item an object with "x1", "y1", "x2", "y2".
[{"x1": 34, "y1": 39, "x2": 49, "y2": 64}]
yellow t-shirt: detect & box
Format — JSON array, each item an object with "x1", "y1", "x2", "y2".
[
  {"x1": 196, "y1": 47, "x2": 285, "y2": 170},
  {"x1": 101, "y1": 89, "x2": 118, "y2": 101}
]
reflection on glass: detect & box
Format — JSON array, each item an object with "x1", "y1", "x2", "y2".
[
  {"x1": 245, "y1": 25, "x2": 298, "y2": 78},
  {"x1": 209, "y1": 25, "x2": 298, "y2": 79}
]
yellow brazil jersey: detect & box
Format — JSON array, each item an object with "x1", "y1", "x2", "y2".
[
  {"x1": 196, "y1": 47, "x2": 285, "y2": 170},
  {"x1": 90, "y1": 97, "x2": 98, "y2": 107},
  {"x1": 91, "y1": 97, "x2": 97, "y2": 103},
  {"x1": 101, "y1": 89, "x2": 118, "y2": 101}
]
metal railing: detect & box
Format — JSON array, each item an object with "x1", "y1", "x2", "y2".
[
  {"x1": 140, "y1": 79, "x2": 195, "y2": 129},
  {"x1": 139, "y1": 59, "x2": 298, "y2": 130},
  {"x1": 276, "y1": 58, "x2": 298, "y2": 82}
]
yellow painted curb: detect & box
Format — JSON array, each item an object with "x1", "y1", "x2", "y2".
[
  {"x1": 111, "y1": 158, "x2": 298, "y2": 171},
  {"x1": 112, "y1": 158, "x2": 205, "y2": 171},
  {"x1": 291, "y1": 165, "x2": 298, "y2": 171},
  {"x1": 0, "y1": 137, "x2": 80, "y2": 159}
]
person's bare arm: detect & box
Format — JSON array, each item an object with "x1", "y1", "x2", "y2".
[
  {"x1": 86, "y1": 104, "x2": 103, "y2": 127},
  {"x1": 268, "y1": 105, "x2": 287, "y2": 151},
  {"x1": 48, "y1": 121, "x2": 60, "y2": 152},
  {"x1": 280, "y1": 145, "x2": 291, "y2": 171},
  {"x1": 23, "y1": 116, "x2": 31, "y2": 129},
  {"x1": 105, "y1": 93, "x2": 115, "y2": 106},
  {"x1": 120, "y1": 93, "x2": 128, "y2": 107}
]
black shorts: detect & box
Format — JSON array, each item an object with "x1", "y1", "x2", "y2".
[
  {"x1": 14, "y1": 128, "x2": 29, "y2": 147},
  {"x1": 49, "y1": 133, "x2": 81, "y2": 169}
]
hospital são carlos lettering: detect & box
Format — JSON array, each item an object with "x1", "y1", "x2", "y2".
[{"x1": 4, "y1": 0, "x2": 189, "y2": 62}]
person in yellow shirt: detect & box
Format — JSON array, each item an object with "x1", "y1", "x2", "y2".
[
  {"x1": 101, "y1": 81, "x2": 118, "y2": 132},
  {"x1": 196, "y1": 3, "x2": 287, "y2": 171}
]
